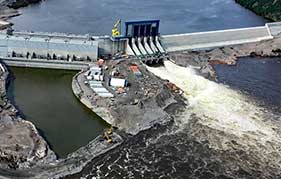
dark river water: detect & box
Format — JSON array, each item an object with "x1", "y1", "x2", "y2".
[
  {"x1": 214, "y1": 57, "x2": 281, "y2": 114},
  {"x1": 11, "y1": 0, "x2": 268, "y2": 35},
  {"x1": 6, "y1": 0, "x2": 281, "y2": 178}
]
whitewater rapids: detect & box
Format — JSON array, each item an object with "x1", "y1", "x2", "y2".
[{"x1": 146, "y1": 60, "x2": 281, "y2": 148}]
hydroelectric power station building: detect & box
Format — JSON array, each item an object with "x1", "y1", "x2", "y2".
[
  {"x1": 0, "y1": 31, "x2": 99, "y2": 61},
  {"x1": 0, "y1": 20, "x2": 166, "y2": 62}
]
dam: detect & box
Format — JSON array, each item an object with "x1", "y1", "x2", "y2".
[{"x1": 0, "y1": 21, "x2": 280, "y2": 69}]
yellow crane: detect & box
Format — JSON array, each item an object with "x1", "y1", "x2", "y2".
[{"x1": 112, "y1": 19, "x2": 121, "y2": 37}]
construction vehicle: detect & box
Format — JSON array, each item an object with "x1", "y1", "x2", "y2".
[
  {"x1": 103, "y1": 132, "x2": 112, "y2": 143},
  {"x1": 112, "y1": 19, "x2": 121, "y2": 37},
  {"x1": 103, "y1": 126, "x2": 113, "y2": 143}
]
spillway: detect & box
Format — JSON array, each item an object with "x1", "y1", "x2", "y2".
[{"x1": 146, "y1": 60, "x2": 281, "y2": 145}]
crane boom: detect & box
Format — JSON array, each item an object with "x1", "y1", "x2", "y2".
[{"x1": 112, "y1": 19, "x2": 121, "y2": 37}]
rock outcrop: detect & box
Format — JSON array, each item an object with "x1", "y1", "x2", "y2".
[
  {"x1": 0, "y1": 63, "x2": 56, "y2": 170},
  {"x1": 0, "y1": 0, "x2": 42, "y2": 20}
]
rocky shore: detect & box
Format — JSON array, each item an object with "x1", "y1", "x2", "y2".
[
  {"x1": 0, "y1": 57, "x2": 186, "y2": 178},
  {"x1": 169, "y1": 36, "x2": 281, "y2": 79},
  {"x1": 72, "y1": 59, "x2": 184, "y2": 135},
  {"x1": 0, "y1": 0, "x2": 41, "y2": 20},
  {"x1": 0, "y1": 62, "x2": 122, "y2": 179},
  {"x1": 0, "y1": 63, "x2": 56, "y2": 171}
]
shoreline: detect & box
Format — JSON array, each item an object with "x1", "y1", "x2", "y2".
[
  {"x1": 72, "y1": 70, "x2": 116, "y2": 127},
  {"x1": 0, "y1": 63, "x2": 124, "y2": 179},
  {"x1": 0, "y1": 0, "x2": 42, "y2": 28},
  {"x1": 235, "y1": 0, "x2": 281, "y2": 22},
  {"x1": 71, "y1": 59, "x2": 181, "y2": 135},
  {"x1": 0, "y1": 62, "x2": 56, "y2": 171},
  {"x1": 168, "y1": 35, "x2": 281, "y2": 80}
]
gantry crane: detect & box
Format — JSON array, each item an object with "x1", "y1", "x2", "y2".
[{"x1": 112, "y1": 19, "x2": 121, "y2": 37}]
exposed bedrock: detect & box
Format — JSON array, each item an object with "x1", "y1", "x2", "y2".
[
  {"x1": 169, "y1": 36, "x2": 281, "y2": 79},
  {"x1": 0, "y1": 63, "x2": 56, "y2": 170}
]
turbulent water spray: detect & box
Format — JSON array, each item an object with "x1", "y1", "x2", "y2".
[{"x1": 146, "y1": 60, "x2": 281, "y2": 145}]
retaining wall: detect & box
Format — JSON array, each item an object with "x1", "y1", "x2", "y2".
[
  {"x1": 1, "y1": 57, "x2": 91, "y2": 70},
  {"x1": 266, "y1": 22, "x2": 281, "y2": 37}
]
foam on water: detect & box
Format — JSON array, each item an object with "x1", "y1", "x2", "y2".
[{"x1": 146, "y1": 60, "x2": 280, "y2": 144}]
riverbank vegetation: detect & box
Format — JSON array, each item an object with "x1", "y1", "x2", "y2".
[
  {"x1": 7, "y1": 0, "x2": 41, "y2": 8},
  {"x1": 235, "y1": 0, "x2": 281, "y2": 21},
  {"x1": 0, "y1": 0, "x2": 41, "y2": 9}
]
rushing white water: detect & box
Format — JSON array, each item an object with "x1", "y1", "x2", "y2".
[{"x1": 146, "y1": 60, "x2": 280, "y2": 144}]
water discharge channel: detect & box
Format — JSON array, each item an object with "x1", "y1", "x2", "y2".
[
  {"x1": 7, "y1": 67, "x2": 109, "y2": 158},
  {"x1": 147, "y1": 60, "x2": 279, "y2": 139}
]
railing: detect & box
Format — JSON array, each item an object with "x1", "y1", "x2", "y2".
[
  {"x1": 0, "y1": 63, "x2": 5, "y2": 72},
  {"x1": 12, "y1": 31, "x2": 91, "y2": 40}
]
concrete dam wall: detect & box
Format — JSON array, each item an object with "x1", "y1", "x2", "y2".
[
  {"x1": 161, "y1": 24, "x2": 277, "y2": 52},
  {"x1": 0, "y1": 31, "x2": 116, "y2": 70},
  {"x1": 0, "y1": 22, "x2": 281, "y2": 70},
  {"x1": 0, "y1": 31, "x2": 99, "y2": 60},
  {"x1": 267, "y1": 22, "x2": 281, "y2": 36},
  {"x1": 1, "y1": 57, "x2": 90, "y2": 70}
]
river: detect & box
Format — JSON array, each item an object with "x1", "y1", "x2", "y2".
[
  {"x1": 10, "y1": 0, "x2": 268, "y2": 35},
  {"x1": 214, "y1": 57, "x2": 281, "y2": 114},
  {"x1": 6, "y1": 0, "x2": 280, "y2": 178}
]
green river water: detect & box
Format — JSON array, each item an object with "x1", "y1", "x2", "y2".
[{"x1": 7, "y1": 67, "x2": 109, "y2": 158}]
